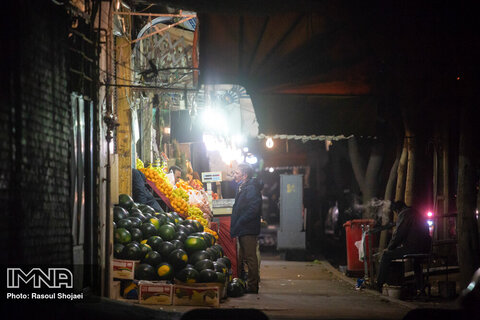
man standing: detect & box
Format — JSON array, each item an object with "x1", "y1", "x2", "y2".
[
  {"x1": 230, "y1": 163, "x2": 263, "y2": 294},
  {"x1": 376, "y1": 201, "x2": 432, "y2": 292}
]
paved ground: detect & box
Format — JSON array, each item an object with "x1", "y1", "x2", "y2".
[{"x1": 137, "y1": 257, "x2": 430, "y2": 320}]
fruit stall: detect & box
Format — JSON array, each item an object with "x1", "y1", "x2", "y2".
[{"x1": 110, "y1": 159, "x2": 245, "y2": 306}]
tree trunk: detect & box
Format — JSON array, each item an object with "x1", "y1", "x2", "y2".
[
  {"x1": 404, "y1": 133, "x2": 415, "y2": 206},
  {"x1": 348, "y1": 137, "x2": 384, "y2": 219},
  {"x1": 348, "y1": 137, "x2": 366, "y2": 192},
  {"x1": 379, "y1": 146, "x2": 401, "y2": 251},
  {"x1": 395, "y1": 137, "x2": 408, "y2": 202},
  {"x1": 456, "y1": 106, "x2": 480, "y2": 288}
]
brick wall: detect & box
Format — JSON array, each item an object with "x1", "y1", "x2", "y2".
[{"x1": 2, "y1": 1, "x2": 72, "y2": 265}]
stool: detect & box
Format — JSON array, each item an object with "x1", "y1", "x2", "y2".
[{"x1": 402, "y1": 253, "x2": 432, "y2": 298}]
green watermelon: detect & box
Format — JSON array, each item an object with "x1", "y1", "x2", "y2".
[
  {"x1": 175, "y1": 267, "x2": 199, "y2": 283},
  {"x1": 227, "y1": 280, "x2": 244, "y2": 297},
  {"x1": 138, "y1": 204, "x2": 155, "y2": 215},
  {"x1": 148, "y1": 217, "x2": 161, "y2": 230},
  {"x1": 183, "y1": 224, "x2": 196, "y2": 235},
  {"x1": 168, "y1": 249, "x2": 189, "y2": 270},
  {"x1": 174, "y1": 231, "x2": 188, "y2": 243},
  {"x1": 171, "y1": 239, "x2": 184, "y2": 250},
  {"x1": 189, "y1": 219, "x2": 204, "y2": 232},
  {"x1": 113, "y1": 243, "x2": 125, "y2": 259},
  {"x1": 165, "y1": 222, "x2": 178, "y2": 232},
  {"x1": 114, "y1": 228, "x2": 132, "y2": 244},
  {"x1": 184, "y1": 236, "x2": 207, "y2": 253},
  {"x1": 129, "y1": 227, "x2": 143, "y2": 243},
  {"x1": 128, "y1": 217, "x2": 143, "y2": 228},
  {"x1": 140, "y1": 222, "x2": 158, "y2": 239},
  {"x1": 232, "y1": 278, "x2": 247, "y2": 290},
  {"x1": 156, "y1": 262, "x2": 174, "y2": 280},
  {"x1": 194, "y1": 259, "x2": 214, "y2": 272},
  {"x1": 164, "y1": 212, "x2": 176, "y2": 224},
  {"x1": 122, "y1": 242, "x2": 143, "y2": 260},
  {"x1": 198, "y1": 269, "x2": 217, "y2": 283},
  {"x1": 153, "y1": 213, "x2": 167, "y2": 226},
  {"x1": 176, "y1": 224, "x2": 189, "y2": 235},
  {"x1": 142, "y1": 251, "x2": 163, "y2": 266},
  {"x1": 216, "y1": 272, "x2": 226, "y2": 284},
  {"x1": 213, "y1": 261, "x2": 227, "y2": 274},
  {"x1": 129, "y1": 207, "x2": 143, "y2": 216},
  {"x1": 158, "y1": 224, "x2": 176, "y2": 241},
  {"x1": 135, "y1": 263, "x2": 156, "y2": 280},
  {"x1": 139, "y1": 243, "x2": 152, "y2": 259},
  {"x1": 188, "y1": 250, "x2": 211, "y2": 265},
  {"x1": 157, "y1": 241, "x2": 175, "y2": 259},
  {"x1": 116, "y1": 218, "x2": 133, "y2": 230},
  {"x1": 146, "y1": 236, "x2": 164, "y2": 252},
  {"x1": 213, "y1": 244, "x2": 224, "y2": 257},
  {"x1": 114, "y1": 206, "x2": 129, "y2": 222},
  {"x1": 130, "y1": 211, "x2": 147, "y2": 222},
  {"x1": 206, "y1": 247, "x2": 219, "y2": 260},
  {"x1": 119, "y1": 194, "x2": 134, "y2": 210},
  {"x1": 217, "y1": 257, "x2": 231, "y2": 269}
]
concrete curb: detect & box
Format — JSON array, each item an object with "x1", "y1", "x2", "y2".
[{"x1": 317, "y1": 259, "x2": 419, "y2": 310}]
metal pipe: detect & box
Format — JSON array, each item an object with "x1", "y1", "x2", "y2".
[{"x1": 113, "y1": 11, "x2": 196, "y2": 18}]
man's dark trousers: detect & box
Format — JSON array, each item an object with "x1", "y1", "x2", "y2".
[
  {"x1": 238, "y1": 235, "x2": 259, "y2": 292},
  {"x1": 377, "y1": 246, "x2": 425, "y2": 291}
]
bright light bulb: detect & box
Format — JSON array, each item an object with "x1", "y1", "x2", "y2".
[
  {"x1": 427, "y1": 211, "x2": 433, "y2": 217},
  {"x1": 268, "y1": 167, "x2": 274, "y2": 173},
  {"x1": 266, "y1": 137, "x2": 274, "y2": 148}
]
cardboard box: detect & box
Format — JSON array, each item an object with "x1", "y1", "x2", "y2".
[
  {"x1": 173, "y1": 283, "x2": 221, "y2": 307},
  {"x1": 111, "y1": 281, "x2": 121, "y2": 300},
  {"x1": 112, "y1": 259, "x2": 140, "y2": 280},
  {"x1": 139, "y1": 281, "x2": 173, "y2": 305}
]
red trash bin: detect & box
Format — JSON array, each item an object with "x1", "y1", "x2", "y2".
[{"x1": 343, "y1": 219, "x2": 376, "y2": 276}]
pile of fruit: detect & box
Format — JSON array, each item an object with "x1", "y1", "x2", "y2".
[
  {"x1": 176, "y1": 179, "x2": 193, "y2": 191},
  {"x1": 113, "y1": 194, "x2": 245, "y2": 299},
  {"x1": 137, "y1": 158, "x2": 212, "y2": 225},
  {"x1": 189, "y1": 179, "x2": 203, "y2": 191}
]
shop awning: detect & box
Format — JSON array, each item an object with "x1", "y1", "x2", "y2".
[{"x1": 196, "y1": 5, "x2": 377, "y2": 136}]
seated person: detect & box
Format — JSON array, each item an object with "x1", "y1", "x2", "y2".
[
  {"x1": 169, "y1": 165, "x2": 182, "y2": 184},
  {"x1": 132, "y1": 168, "x2": 164, "y2": 213},
  {"x1": 376, "y1": 200, "x2": 431, "y2": 292}
]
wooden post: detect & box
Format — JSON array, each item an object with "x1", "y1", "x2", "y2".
[
  {"x1": 116, "y1": 36, "x2": 132, "y2": 196},
  {"x1": 141, "y1": 99, "x2": 153, "y2": 164}
]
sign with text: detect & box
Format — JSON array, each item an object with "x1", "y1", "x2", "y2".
[{"x1": 201, "y1": 172, "x2": 222, "y2": 183}]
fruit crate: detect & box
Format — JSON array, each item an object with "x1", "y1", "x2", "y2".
[
  {"x1": 173, "y1": 282, "x2": 221, "y2": 307},
  {"x1": 138, "y1": 281, "x2": 173, "y2": 305},
  {"x1": 112, "y1": 259, "x2": 140, "y2": 280}
]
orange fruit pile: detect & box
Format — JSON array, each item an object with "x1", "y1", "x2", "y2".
[{"x1": 171, "y1": 197, "x2": 189, "y2": 216}]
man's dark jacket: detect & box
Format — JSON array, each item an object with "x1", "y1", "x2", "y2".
[
  {"x1": 132, "y1": 169, "x2": 164, "y2": 212},
  {"x1": 388, "y1": 207, "x2": 431, "y2": 252},
  {"x1": 230, "y1": 178, "x2": 263, "y2": 238}
]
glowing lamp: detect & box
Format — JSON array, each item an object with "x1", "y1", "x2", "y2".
[
  {"x1": 266, "y1": 137, "x2": 274, "y2": 149},
  {"x1": 427, "y1": 211, "x2": 433, "y2": 218}
]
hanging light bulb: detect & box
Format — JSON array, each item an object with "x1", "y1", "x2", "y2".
[{"x1": 266, "y1": 137, "x2": 274, "y2": 149}]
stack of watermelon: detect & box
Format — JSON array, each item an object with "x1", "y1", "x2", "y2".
[{"x1": 113, "y1": 194, "x2": 243, "y2": 298}]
